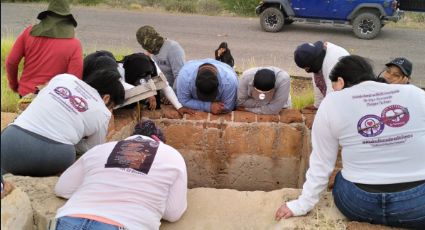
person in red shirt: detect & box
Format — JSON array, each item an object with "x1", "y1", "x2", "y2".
[{"x1": 5, "y1": 0, "x2": 83, "y2": 97}]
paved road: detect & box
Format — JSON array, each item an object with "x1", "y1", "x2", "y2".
[{"x1": 2, "y1": 3, "x2": 425, "y2": 86}]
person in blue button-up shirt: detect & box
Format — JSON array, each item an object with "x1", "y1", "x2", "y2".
[{"x1": 175, "y1": 59, "x2": 238, "y2": 114}]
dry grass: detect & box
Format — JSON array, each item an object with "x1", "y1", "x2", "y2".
[{"x1": 1, "y1": 36, "x2": 20, "y2": 112}]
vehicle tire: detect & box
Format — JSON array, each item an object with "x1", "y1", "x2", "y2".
[
  {"x1": 352, "y1": 12, "x2": 381, "y2": 39},
  {"x1": 260, "y1": 7, "x2": 285, "y2": 32},
  {"x1": 284, "y1": 19, "x2": 294, "y2": 25}
]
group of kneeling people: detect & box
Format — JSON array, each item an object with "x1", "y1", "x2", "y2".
[
  {"x1": 1, "y1": 1, "x2": 425, "y2": 229},
  {"x1": 2, "y1": 53, "x2": 425, "y2": 229}
]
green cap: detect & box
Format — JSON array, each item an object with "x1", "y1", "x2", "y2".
[{"x1": 136, "y1": 25, "x2": 164, "y2": 55}]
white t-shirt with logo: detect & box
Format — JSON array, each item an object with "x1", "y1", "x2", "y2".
[
  {"x1": 55, "y1": 135, "x2": 188, "y2": 230},
  {"x1": 13, "y1": 74, "x2": 111, "y2": 152},
  {"x1": 288, "y1": 81, "x2": 425, "y2": 216},
  {"x1": 313, "y1": 42, "x2": 350, "y2": 108}
]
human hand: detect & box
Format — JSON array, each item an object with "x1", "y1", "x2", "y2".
[
  {"x1": 148, "y1": 96, "x2": 157, "y2": 110},
  {"x1": 210, "y1": 102, "x2": 225, "y2": 115},
  {"x1": 177, "y1": 107, "x2": 196, "y2": 115},
  {"x1": 217, "y1": 48, "x2": 226, "y2": 57},
  {"x1": 302, "y1": 104, "x2": 318, "y2": 111},
  {"x1": 161, "y1": 96, "x2": 171, "y2": 105},
  {"x1": 275, "y1": 203, "x2": 294, "y2": 221},
  {"x1": 235, "y1": 106, "x2": 246, "y2": 111}
]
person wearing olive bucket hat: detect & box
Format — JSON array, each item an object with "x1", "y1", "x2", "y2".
[{"x1": 5, "y1": 0, "x2": 83, "y2": 97}]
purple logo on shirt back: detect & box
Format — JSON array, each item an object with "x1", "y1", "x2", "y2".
[
  {"x1": 381, "y1": 105, "x2": 409, "y2": 128},
  {"x1": 69, "y1": 96, "x2": 88, "y2": 112},
  {"x1": 54, "y1": 87, "x2": 71, "y2": 99},
  {"x1": 357, "y1": 114, "x2": 385, "y2": 137}
]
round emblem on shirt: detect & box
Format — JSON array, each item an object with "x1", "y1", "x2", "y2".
[
  {"x1": 149, "y1": 140, "x2": 159, "y2": 148},
  {"x1": 381, "y1": 105, "x2": 409, "y2": 128},
  {"x1": 54, "y1": 87, "x2": 71, "y2": 99},
  {"x1": 69, "y1": 96, "x2": 88, "y2": 112},
  {"x1": 258, "y1": 93, "x2": 266, "y2": 100},
  {"x1": 357, "y1": 114, "x2": 385, "y2": 137}
]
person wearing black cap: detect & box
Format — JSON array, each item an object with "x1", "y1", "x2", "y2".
[
  {"x1": 236, "y1": 67, "x2": 291, "y2": 114},
  {"x1": 175, "y1": 59, "x2": 238, "y2": 114},
  {"x1": 380, "y1": 57, "x2": 413, "y2": 84},
  {"x1": 294, "y1": 41, "x2": 349, "y2": 109},
  {"x1": 5, "y1": 0, "x2": 83, "y2": 97},
  {"x1": 275, "y1": 55, "x2": 425, "y2": 229}
]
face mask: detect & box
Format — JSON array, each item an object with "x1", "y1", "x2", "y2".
[{"x1": 251, "y1": 88, "x2": 275, "y2": 101}]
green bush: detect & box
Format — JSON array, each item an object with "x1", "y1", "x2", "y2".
[
  {"x1": 141, "y1": 0, "x2": 158, "y2": 6},
  {"x1": 219, "y1": 0, "x2": 258, "y2": 16},
  {"x1": 75, "y1": 0, "x2": 103, "y2": 6},
  {"x1": 1, "y1": 37, "x2": 20, "y2": 113},
  {"x1": 163, "y1": 0, "x2": 197, "y2": 13},
  {"x1": 197, "y1": 0, "x2": 223, "y2": 15}
]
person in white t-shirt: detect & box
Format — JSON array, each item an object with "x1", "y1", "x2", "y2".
[
  {"x1": 1, "y1": 70, "x2": 124, "y2": 177},
  {"x1": 275, "y1": 55, "x2": 425, "y2": 229},
  {"x1": 294, "y1": 41, "x2": 349, "y2": 110},
  {"x1": 54, "y1": 122, "x2": 187, "y2": 230},
  {"x1": 84, "y1": 51, "x2": 195, "y2": 115}
]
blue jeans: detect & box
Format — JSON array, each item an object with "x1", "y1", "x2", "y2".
[
  {"x1": 55, "y1": 216, "x2": 122, "y2": 230},
  {"x1": 332, "y1": 172, "x2": 425, "y2": 229}
]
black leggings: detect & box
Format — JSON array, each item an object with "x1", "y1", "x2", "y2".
[{"x1": 1, "y1": 125, "x2": 75, "y2": 177}]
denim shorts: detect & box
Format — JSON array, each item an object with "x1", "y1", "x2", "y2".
[
  {"x1": 55, "y1": 216, "x2": 127, "y2": 230},
  {"x1": 332, "y1": 172, "x2": 425, "y2": 229}
]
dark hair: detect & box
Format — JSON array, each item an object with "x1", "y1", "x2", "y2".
[
  {"x1": 218, "y1": 42, "x2": 228, "y2": 49},
  {"x1": 133, "y1": 120, "x2": 166, "y2": 143},
  {"x1": 84, "y1": 69, "x2": 125, "y2": 106},
  {"x1": 120, "y1": 53, "x2": 157, "y2": 86},
  {"x1": 329, "y1": 55, "x2": 376, "y2": 88},
  {"x1": 215, "y1": 42, "x2": 234, "y2": 67},
  {"x1": 83, "y1": 50, "x2": 117, "y2": 80}
]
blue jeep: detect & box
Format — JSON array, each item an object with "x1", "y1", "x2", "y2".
[{"x1": 256, "y1": 0, "x2": 424, "y2": 39}]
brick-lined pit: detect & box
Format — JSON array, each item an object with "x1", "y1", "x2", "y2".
[{"x1": 107, "y1": 105, "x2": 313, "y2": 191}]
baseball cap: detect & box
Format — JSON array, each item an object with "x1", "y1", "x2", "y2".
[
  {"x1": 385, "y1": 57, "x2": 412, "y2": 78},
  {"x1": 294, "y1": 41, "x2": 324, "y2": 69},
  {"x1": 196, "y1": 64, "x2": 219, "y2": 102}
]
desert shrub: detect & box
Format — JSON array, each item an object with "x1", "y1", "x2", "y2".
[
  {"x1": 219, "y1": 0, "x2": 258, "y2": 16},
  {"x1": 75, "y1": 0, "x2": 103, "y2": 5},
  {"x1": 163, "y1": 0, "x2": 197, "y2": 13},
  {"x1": 197, "y1": 0, "x2": 223, "y2": 15}
]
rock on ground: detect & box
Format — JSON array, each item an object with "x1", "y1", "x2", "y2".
[{"x1": 1, "y1": 186, "x2": 33, "y2": 230}]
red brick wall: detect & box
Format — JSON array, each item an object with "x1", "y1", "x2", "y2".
[{"x1": 108, "y1": 105, "x2": 313, "y2": 191}]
